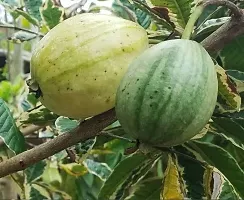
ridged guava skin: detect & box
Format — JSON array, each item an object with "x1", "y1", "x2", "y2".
[
  {"x1": 30, "y1": 13, "x2": 149, "y2": 119},
  {"x1": 115, "y1": 39, "x2": 218, "y2": 147}
]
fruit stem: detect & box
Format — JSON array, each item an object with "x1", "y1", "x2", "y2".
[{"x1": 181, "y1": 4, "x2": 205, "y2": 40}]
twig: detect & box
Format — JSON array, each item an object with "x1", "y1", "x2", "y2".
[
  {"x1": 66, "y1": 149, "x2": 76, "y2": 162},
  {"x1": 0, "y1": 109, "x2": 116, "y2": 178},
  {"x1": 0, "y1": 24, "x2": 44, "y2": 37},
  {"x1": 101, "y1": 131, "x2": 136, "y2": 143},
  {"x1": 203, "y1": 0, "x2": 243, "y2": 18}
]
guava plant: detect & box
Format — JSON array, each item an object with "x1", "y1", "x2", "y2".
[{"x1": 0, "y1": 0, "x2": 244, "y2": 199}]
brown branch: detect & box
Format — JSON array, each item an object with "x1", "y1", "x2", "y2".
[
  {"x1": 0, "y1": 109, "x2": 116, "y2": 178},
  {"x1": 201, "y1": 12, "x2": 244, "y2": 53},
  {"x1": 203, "y1": 0, "x2": 243, "y2": 18}
]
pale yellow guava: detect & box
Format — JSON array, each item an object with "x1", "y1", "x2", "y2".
[{"x1": 30, "y1": 13, "x2": 149, "y2": 119}]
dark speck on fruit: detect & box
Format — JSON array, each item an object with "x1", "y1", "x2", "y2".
[
  {"x1": 168, "y1": 86, "x2": 171, "y2": 89},
  {"x1": 150, "y1": 96, "x2": 153, "y2": 99},
  {"x1": 76, "y1": 74, "x2": 78, "y2": 77},
  {"x1": 154, "y1": 90, "x2": 158, "y2": 94},
  {"x1": 137, "y1": 79, "x2": 139, "y2": 81},
  {"x1": 94, "y1": 78, "x2": 97, "y2": 81},
  {"x1": 149, "y1": 104, "x2": 152, "y2": 107}
]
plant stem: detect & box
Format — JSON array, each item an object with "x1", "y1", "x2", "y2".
[
  {"x1": 182, "y1": 5, "x2": 205, "y2": 39},
  {"x1": 0, "y1": 24, "x2": 44, "y2": 37}
]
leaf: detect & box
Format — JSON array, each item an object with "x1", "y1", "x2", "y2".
[
  {"x1": 161, "y1": 155, "x2": 185, "y2": 199},
  {"x1": 19, "y1": 107, "x2": 58, "y2": 125},
  {"x1": 130, "y1": 0, "x2": 174, "y2": 30},
  {"x1": 220, "y1": 35, "x2": 244, "y2": 72},
  {"x1": 25, "y1": 160, "x2": 46, "y2": 183},
  {"x1": 40, "y1": 0, "x2": 64, "y2": 29},
  {"x1": 212, "y1": 117, "x2": 244, "y2": 148},
  {"x1": 29, "y1": 187, "x2": 47, "y2": 200},
  {"x1": 24, "y1": 0, "x2": 42, "y2": 21},
  {"x1": 55, "y1": 116, "x2": 79, "y2": 134},
  {"x1": 114, "y1": 153, "x2": 161, "y2": 199},
  {"x1": 9, "y1": 31, "x2": 37, "y2": 43},
  {"x1": 216, "y1": 65, "x2": 241, "y2": 111},
  {"x1": 187, "y1": 140, "x2": 244, "y2": 199},
  {"x1": 84, "y1": 159, "x2": 112, "y2": 181},
  {"x1": 0, "y1": 98, "x2": 25, "y2": 154},
  {"x1": 14, "y1": 9, "x2": 39, "y2": 26},
  {"x1": 98, "y1": 151, "x2": 149, "y2": 199},
  {"x1": 194, "y1": 17, "x2": 230, "y2": 41},
  {"x1": 146, "y1": 0, "x2": 194, "y2": 32},
  {"x1": 60, "y1": 163, "x2": 87, "y2": 177},
  {"x1": 125, "y1": 178, "x2": 162, "y2": 200},
  {"x1": 42, "y1": 161, "x2": 62, "y2": 187},
  {"x1": 112, "y1": 0, "x2": 152, "y2": 29},
  {"x1": 174, "y1": 145, "x2": 205, "y2": 199}
]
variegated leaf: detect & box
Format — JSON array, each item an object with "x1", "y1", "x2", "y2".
[
  {"x1": 216, "y1": 65, "x2": 241, "y2": 112},
  {"x1": 204, "y1": 167, "x2": 240, "y2": 199},
  {"x1": 174, "y1": 145, "x2": 205, "y2": 199},
  {"x1": 187, "y1": 140, "x2": 244, "y2": 199},
  {"x1": 125, "y1": 178, "x2": 162, "y2": 200},
  {"x1": 146, "y1": 0, "x2": 197, "y2": 32},
  {"x1": 161, "y1": 155, "x2": 185, "y2": 199},
  {"x1": 212, "y1": 117, "x2": 244, "y2": 149},
  {"x1": 98, "y1": 151, "x2": 161, "y2": 200},
  {"x1": 194, "y1": 17, "x2": 230, "y2": 41}
]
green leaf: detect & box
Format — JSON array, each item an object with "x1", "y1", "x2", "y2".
[
  {"x1": 174, "y1": 145, "x2": 205, "y2": 199},
  {"x1": 55, "y1": 116, "x2": 79, "y2": 134},
  {"x1": 98, "y1": 151, "x2": 149, "y2": 199},
  {"x1": 133, "y1": 0, "x2": 174, "y2": 30},
  {"x1": 114, "y1": 153, "x2": 161, "y2": 199},
  {"x1": 20, "y1": 107, "x2": 58, "y2": 125},
  {"x1": 42, "y1": 161, "x2": 62, "y2": 187},
  {"x1": 25, "y1": 160, "x2": 46, "y2": 183},
  {"x1": 24, "y1": 0, "x2": 42, "y2": 21},
  {"x1": 40, "y1": 0, "x2": 64, "y2": 29},
  {"x1": 216, "y1": 65, "x2": 241, "y2": 111},
  {"x1": 0, "y1": 99, "x2": 25, "y2": 154},
  {"x1": 113, "y1": 0, "x2": 152, "y2": 29},
  {"x1": 125, "y1": 178, "x2": 162, "y2": 200},
  {"x1": 194, "y1": 17, "x2": 230, "y2": 42},
  {"x1": 220, "y1": 35, "x2": 244, "y2": 72},
  {"x1": 60, "y1": 163, "x2": 87, "y2": 177},
  {"x1": 14, "y1": 9, "x2": 39, "y2": 26},
  {"x1": 187, "y1": 140, "x2": 244, "y2": 199},
  {"x1": 29, "y1": 187, "x2": 47, "y2": 200},
  {"x1": 146, "y1": 0, "x2": 194, "y2": 32},
  {"x1": 219, "y1": 175, "x2": 240, "y2": 200},
  {"x1": 84, "y1": 159, "x2": 112, "y2": 181},
  {"x1": 212, "y1": 117, "x2": 244, "y2": 148}
]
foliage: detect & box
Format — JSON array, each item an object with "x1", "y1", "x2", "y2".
[{"x1": 0, "y1": 0, "x2": 244, "y2": 199}]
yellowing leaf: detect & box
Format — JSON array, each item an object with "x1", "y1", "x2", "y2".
[
  {"x1": 59, "y1": 163, "x2": 87, "y2": 177},
  {"x1": 161, "y1": 155, "x2": 184, "y2": 200},
  {"x1": 216, "y1": 65, "x2": 241, "y2": 112}
]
